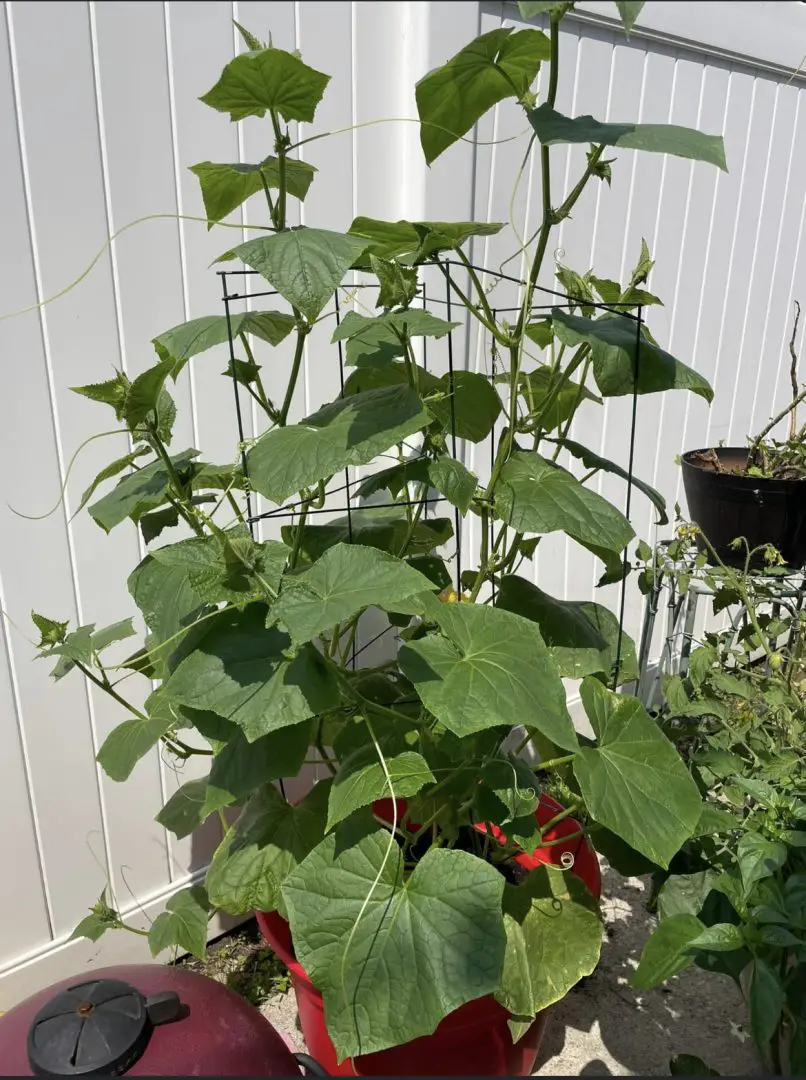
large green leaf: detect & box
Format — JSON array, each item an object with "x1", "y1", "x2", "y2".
[
  {"x1": 156, "y1": 776, "x2": 210, "y2": 840},
  {"x1": 496, "y1": 866, "x2": 601, "y2": 1024},
  {"x1": 327, "y1": 746, "x2": 435, "y2": 831},
  {"x1": 347, "y1": 216, "x2": 504, "y2": 263},
  {"x1": 199, "y1": 46, "x2": 330, "y2": 123},
  {"x1": 89, "y1": 449, "x2": 198, "y2": 532},
  {"x1": 552, "y1": 309, "x2": 714, "y2": 401},
  {"x1": 657, "y1": 871, "x2": 719, "y2": 921},
  {"x1": 153, "y1": 312, "x2": 295, "y2": 375},
  {"x1": 282, "y1": 508, "x2": 453, "y2": 562},
  {"x1": 737, "y1": 832, "x2": 787, "y2": 895},
  {"x1": 273, "y1": 543, "x2": 433, "y2": 643},
  {"x1": 247, "y1": 384, "x2": 429, "y2": 503},
  {"x1": 151, "y1": 530, "x2": 287, "y2": 605},
  {"x1": 97, "y1": 690, "x2": 179, "y2": 782},
  {"x1": 686, "y1": 923, "x2": 745, "y2": 953},
  {"x1": 573, "y1": 679, "x2": 703, "y2": 867},
  {"x1": 548, "y1": 436, "x2": 668, "y2": 525},
  {"x1": 332, "y1": 310, "x2": 459, "y2": 368},
  {"x1": 417, "y1": 28, "x2": 550, "y2": 164},
  {"x1": 428, "y1": 371, "x2": 502, "y2": 443},
  {"x1": 219, "y1": 228, "x2": 369, "y2": 322},
  {"x1": 529, "y1": 104, "x2": 727, "y2": 170},
  {"x1": 204, "y1": 720, "x2": 314, "y2": 816},
  {"x1": 206, "y1": 781, "x2": 330, "y2": 916},
  {"x1": 283, "y1": 828, "x2": 506, "y2": 1059},
  {"x1": 190, "y1": 158, "x2": 316, "y2": 227},
  {"x1": 97, "y1": 717, "x2": 171, "y2": 783},
  {"x1": 399, "y1": 602, "x2": 578, "y2": 749},
  {"x1": 428, "y1": 456, "x2": 477, "y2": 513},
  {"x1": 496, "y1": 574, "x2": 638, "y2": 683},
  {"x1": 747, "y1": 958, "x2": 786, "y2": 1050},
  {"x1": 76, "y1": 447, "x2": 152, "y2": 515},
  {"x1": 127, "y1": 555, "x2": 208, "y2": 650},
  {"x1": 163, "y1": 604, "x2": 339, "y2": 741},
  {"x1": 148, "y1": 885, "x2": 210, "y2": 960},
  {"x1": 493, "y1": 451, "x2": 634, "y2": 559},
  {"x1": 631, "y1": 913, "x2": 705, "y2": 990}
]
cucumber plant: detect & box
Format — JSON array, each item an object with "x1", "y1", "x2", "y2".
[{"x1": 36, "y1": 1, "x2": 728, "y2": 1060}]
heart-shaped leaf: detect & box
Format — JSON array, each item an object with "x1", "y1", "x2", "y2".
[
  {"x1": 163, "y1": 604, "x2": 339, "y2": 741},
  {"x1": 128, "y1": 555, "x2": 208, "y2": 647},
  {"x1": 327, "y1": 746, "x2": 435, "y2": 831},
  {"x1": 493, "y1": 451, "x2": 635, "y2": 559},
  {"x1": 417, "y1": 28, "x2": 550, "y2": 164},
  {"x1": 200, "y1": 46, "x2": 330, "y2": 123},
  {"x1": 220, "y1": 228, "x2": 369, "y2": 322},
  {"x1": 97, "y1": 689, "x2": 179, "y2": 782},
  {"x1": 504, "y1": 365, "x2": 601, "y2": 432},
  {"x1": 204, "y1": 720, "x2": 314, "y2": 816},
  {"x1": 428, "y1": 456, "x2": 477, "y2": 512},
  {"x1": 574, "y1": 678, "x2": 702, "y2": 867},
  {"x1": 282, "y1": 508, "x2": 453, "y2": 562},
  {"x1": 283, "y1": 828, "x2": 506, "y2": 1059},
  {"x1": 206, "y1": 781, "x2": 330, "y2": 916},
  {"x1": 496, "y1": 866, "x2": 601, "y2": 1021},
  {"x1": 156, "y1": 776, "x2": 210, "y2": 840},
  {"x1": 273, "y1": 543, "x2": 434, "y2": 643},
  {"x1": 399, "y1": 602, "x2": 578, "y2": 749},
  {"x1": 148, "y1": 885, "x2": 210, "y2": 959},
  {"x1": 428, "y1": 371, "x2": 502, "y2": 443}
]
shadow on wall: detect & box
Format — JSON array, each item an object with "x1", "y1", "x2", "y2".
[{"x1": 533, "y1": 867, "x2": 763, "y2": 1077}]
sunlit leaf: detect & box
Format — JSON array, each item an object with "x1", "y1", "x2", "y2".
[
  {"x1": 200, "y1": 46, "x2": 330, "y2": 123},
  {"x1": 417, "y1": 28, "x2": 550, "y2": 163},
  {"x1": 530, "y1": 104, "x2": 728, "y2": 170}
]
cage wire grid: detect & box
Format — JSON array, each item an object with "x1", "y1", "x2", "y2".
[{"x1": 218, "y1": 258, "x2": 644, "y2": 691}]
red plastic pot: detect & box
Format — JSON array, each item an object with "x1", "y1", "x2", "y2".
[
  {"x1": 0, "y1": 964, "x2": 309, "y2": 1077},
  {"x1": 257, "y1": 793, "x2": 601, "y2": 1076}
]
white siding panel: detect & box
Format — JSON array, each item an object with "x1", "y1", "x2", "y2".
[
  {"x1": 2, "y1": 0, "x2": 806, "y2": 996},
  {"x1": 0, "y1": 1, "x2": 111, "y2": 942}
]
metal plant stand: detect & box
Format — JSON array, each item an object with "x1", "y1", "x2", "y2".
[{"x1": 635, "y1": 540, "x2": 806, "y2": 709}]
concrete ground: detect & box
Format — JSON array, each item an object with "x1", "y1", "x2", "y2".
[{"x1": 259, "y1": 867, "x2": 763, "y2": 1076}]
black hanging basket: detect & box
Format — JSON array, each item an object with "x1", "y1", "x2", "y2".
[{"x1": 681, "y1": 447, "x2": 806, "y2": 569}]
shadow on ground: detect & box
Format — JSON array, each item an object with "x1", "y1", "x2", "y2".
[{"x1": 533, "y1": 867, "x2": 763, "y2": 1077}]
